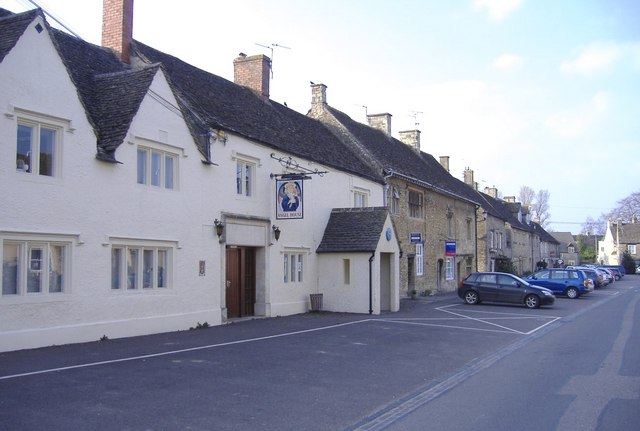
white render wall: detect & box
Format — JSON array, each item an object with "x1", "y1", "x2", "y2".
[
  {"x1": 0, "y1": 19, "x2": 220, "y2": 351},
  {"x1": 0, "y1": 15, "x2": 392, "y2": 352},
  {"x1": 317, "y1": 216, "x2": 400, "y2": 315},
  {"x1": 208, "y1": 131, "x2": 386, "y2": 318}
]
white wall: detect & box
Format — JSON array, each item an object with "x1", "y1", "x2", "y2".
[
  {"x1": 0, "y1": 18, "x2": 220, "y2": 351},
  {"x1": 0, "y1": 14, "x2": 392, "y2": 352},
  {"x1": 317, "y1": 216, "x2": 399, "y2": 314},
  {"x1": 208, "y1": 132, "x2": 386, "y2": 317}
]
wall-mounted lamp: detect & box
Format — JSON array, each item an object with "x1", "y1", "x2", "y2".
[
  {"x1": 214, "y1": 219, "x2": 224, "y2": 238},
  {"x1": 272, "y1": 225, "x2": 281, "y2": 241}
]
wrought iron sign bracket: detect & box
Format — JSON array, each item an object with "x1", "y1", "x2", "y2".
[{"x1": 269, "y1": 153, "x2": 327, "y2": 180}]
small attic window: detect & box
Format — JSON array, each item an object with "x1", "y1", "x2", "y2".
[{"x1": 35, "y1": 23, "x2": 43, "y2": 33}]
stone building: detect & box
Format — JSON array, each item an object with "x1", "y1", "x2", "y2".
[
  {"x1": 599, "y1": 219, "x2": 640, "y2": 266},
  {"x1": 309, "y1": 84, "x2": 479, "y2": 295}
]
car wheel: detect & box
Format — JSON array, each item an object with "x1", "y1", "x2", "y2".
[
  {"x1": 566, "y1": 287, "x2": 579, "y2": 299},
  {"x1": 464, "y1": 290, "x2": 479, "y2": 305},
  {"x1": 525, "y1": 294, "x2": 540, "y2": 309}
]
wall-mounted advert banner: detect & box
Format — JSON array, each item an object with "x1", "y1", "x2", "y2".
[
  {"x1": 445, "y1": 241, "x2": 456, "y2": 256},
  {"x1": 276, "y1": 179, "x2": 303, "y2": 219}
]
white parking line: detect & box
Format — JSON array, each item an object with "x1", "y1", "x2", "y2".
[
  {"x1": 0, "y1": 305, "x2": 564, "y2": 382},
  {"x1": 380, "y1": 305, "x2": 561, "y2": 336},
  {"x1": 438, "y1": 304, "x2": 561, "y2": 335},
  {"x1": 0, "y1": 319, "x2": 370, "y2": 381}
]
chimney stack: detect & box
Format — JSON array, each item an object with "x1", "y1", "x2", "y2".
[
  {"x1": 399, "y1": 130, "x2": 421, "y2": 151},
  {"x1": 439, "y1": 156, "x2": 450, "y2": 172},
  {"x1": 484, "y1": 186, "x2": 498, "y2": 199},
  {"x1": 234, "y1": 54, "x2": 271, "y2": 99},
  {"x1": 463, "y1": 167, "x2": 476, "y2": 189},
  {"x1": 101, "y1": 0, "x2": 134, "y2": 63},
  {"x1": 311, "y1": 83, "x2": 327, "y2": 106},
  {"x1": 504, "y1": 196, "x2": 516, "y2": 203},
  {"x1": 367, "y1": 113, "x2": 392, "y2": 135}
]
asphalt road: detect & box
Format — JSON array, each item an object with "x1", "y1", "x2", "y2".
[{"x1": 1, "y1": 276, "x2": 638, "y2": 430}]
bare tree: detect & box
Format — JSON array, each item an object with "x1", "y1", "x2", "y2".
[
  {"x1": 607, "y1": 191, "x2": 640, "y2": 223},
  {"x1": 531, "y1": 189, "x2": 551, "y2": 227},
  {"x1": 587, "y1": 190, "x2": 640, "y2": 231},
  {"x1": 519, "y1": 186, "x2": 535, "y2": 207},
  {"x1": 581, "y1": 216, "x2": 606, "y2": 236}
]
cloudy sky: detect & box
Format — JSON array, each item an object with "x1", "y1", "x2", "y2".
[{"x1": 3, "y1": 0, "x2": 639, "y2": 233}]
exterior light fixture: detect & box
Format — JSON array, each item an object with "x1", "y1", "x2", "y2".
[
  {"x1": 214, "y1": 219, "x2": 224, "y2": 238},
  {"x1": 272, "y1": 225, "x2": 281, "y2": 241}
]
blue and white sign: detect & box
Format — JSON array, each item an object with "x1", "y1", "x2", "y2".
[
  {"x1": 409, "y1": 232, "x2": 422, "y2": 244},
  {"x1": 276, "y1": 179, "x2": 303, "y2": 219}
]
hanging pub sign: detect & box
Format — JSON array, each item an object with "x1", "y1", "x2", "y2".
[
  {"x1": 445, "y1": 241, "x2": 456, "y2": 256},
  {"x1": 276, "y1": 178, "x2": 303, "y2": 219}
]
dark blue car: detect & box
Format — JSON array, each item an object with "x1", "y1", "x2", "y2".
[{"x1": 458, "y1": 272, "x2": 555, "y2": 309}]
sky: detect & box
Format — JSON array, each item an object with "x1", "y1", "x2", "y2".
[{"x1": 2, "y1": 0, "x2": 639, "y2": 234}]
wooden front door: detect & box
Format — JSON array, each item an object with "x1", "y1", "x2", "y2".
[{"x1": 225, "y1": 247, "x2": 256, "y2": 318}]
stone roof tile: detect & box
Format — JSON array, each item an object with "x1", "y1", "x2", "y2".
[{"x1": 317, "y1": 207, "x2": 389, "y2": 253}]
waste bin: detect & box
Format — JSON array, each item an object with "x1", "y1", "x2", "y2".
[{"x1": 309, "y1": 293, "x2": 323, "y2": 312}]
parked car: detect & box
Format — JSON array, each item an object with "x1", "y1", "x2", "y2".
[
  {"x1": 595, "y1": 268, "x2": 613, "y2": 285},
  {"x1": 601, "y1": 264, "x2": 625, "y2": 277},
  {"x1": 525, "y1": 268, "x2": 593, "y2": 299},
  {"x1": 600, "y1": 266, "x2": 622, "y2": 280},
  {"x1": 578, "y1": 267, "x2": 604, "y2": 289},
  {"x1": 458, "y1": 272, "x2": 555, "y2": 309}
]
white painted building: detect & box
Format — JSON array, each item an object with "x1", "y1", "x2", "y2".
[{"x1": 0, "y1": 3, "x2": 400, "y2": 352}]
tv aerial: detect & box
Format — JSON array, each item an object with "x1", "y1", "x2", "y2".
[
  {"x1": 409, "y1": 110, "x2": 423, "y2": 128},
  {"x1": 255, "y1": 42, "x2": 291, "y2": 77}
]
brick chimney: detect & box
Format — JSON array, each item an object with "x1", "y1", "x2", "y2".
[
  {"x1": 367, "y1": 113, "x2": 392, "y2": 135},
  {"x1": 234, "y1": 53, "x2": 271, "y2": 99},
  {"x1": 439, "y1": 156, "x2": 450, "y2": 172},
  {"x1": 101, "y1": 0, "x2": 134, "y2": 63},
  {"x1": 399, "y1": 130, "x2": 420, "y2": 151}
]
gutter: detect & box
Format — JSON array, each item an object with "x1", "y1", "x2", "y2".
[{"x1": 384, "y1": 169, "x2": 480, "y2": 207}]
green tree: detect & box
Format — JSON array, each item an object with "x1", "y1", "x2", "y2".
[
  {"x1": 495, "y1": 258, "x2": 516, "y2": 274},
  {"x1": 576, "y1": 234, "x2": 597, "y2": 263},
  {"x1": 622, "y1": 252, "x2": 636, "y2": 274}
]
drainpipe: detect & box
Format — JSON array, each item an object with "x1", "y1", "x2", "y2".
[
  {"x1": 474, "y1": 206, "x2": 479, "y2": 272},
  {"x1": 382, "y1": 169, "x2": 394, "y2": 208},
  {"x1": 369, "y1": 252, "x2": 375, "y2": 315}
]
